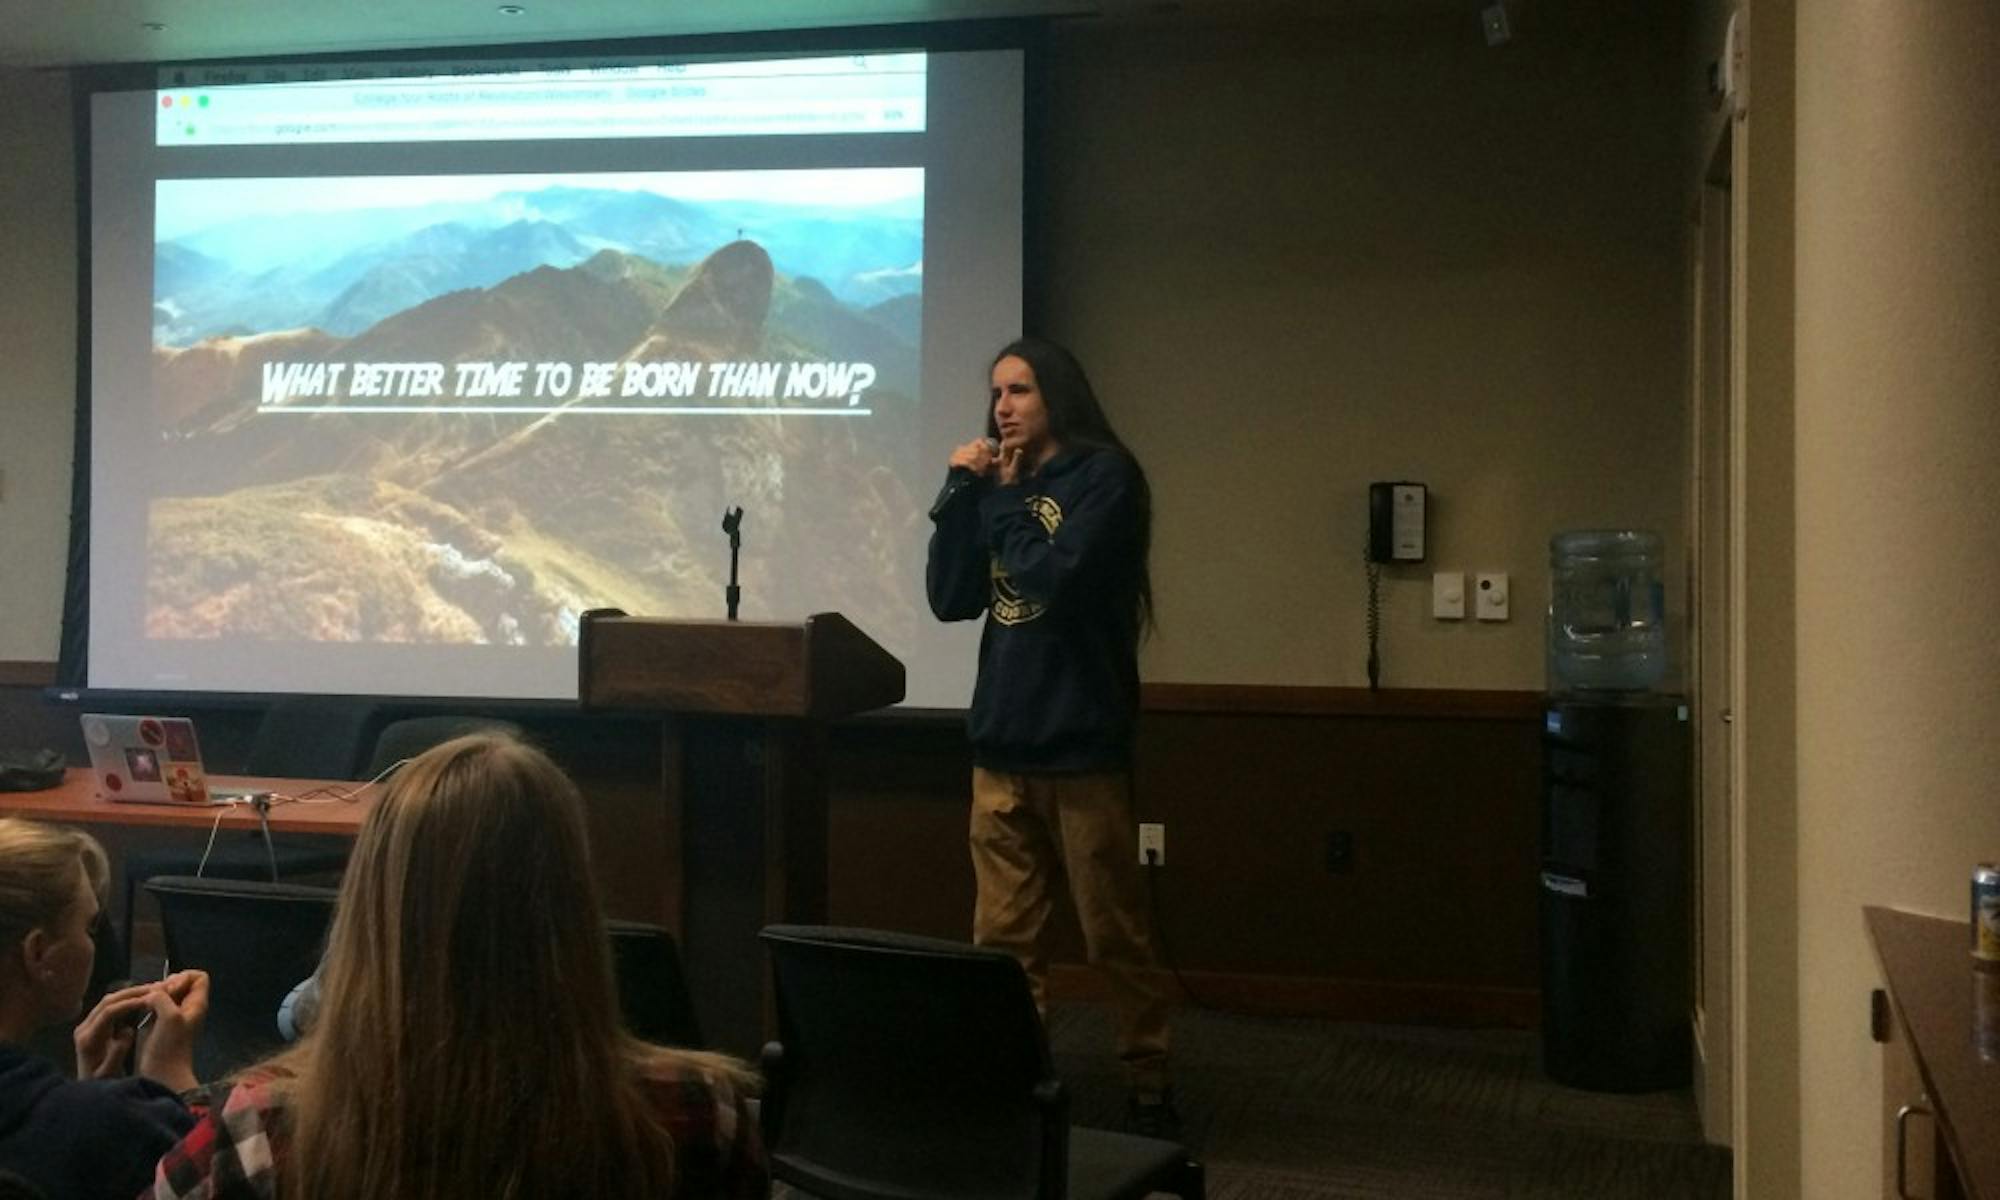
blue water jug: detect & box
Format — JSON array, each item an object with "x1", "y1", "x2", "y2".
[{"x1": 1547, "y1": 530, "x2": 1666, "y2": 693}]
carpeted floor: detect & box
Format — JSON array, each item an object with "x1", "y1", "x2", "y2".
[
  {"x1": 1046, "y1": 1003, "x2": 1732, "y2": 1199},
  {"x1": 116, "y1": 942, "x2": 1730, "y2": 1198}
]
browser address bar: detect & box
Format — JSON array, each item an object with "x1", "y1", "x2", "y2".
[{"x1": 156, "y1": 55, "x2": 927, "y2": 147}]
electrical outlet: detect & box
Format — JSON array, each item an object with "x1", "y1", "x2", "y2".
[
  {"x1": 1138, "y1": 822, "x2": 1166, "y2": 866},
  {"x1": 1325, "y1": 831, "x2": 1354, "y2": 874}
]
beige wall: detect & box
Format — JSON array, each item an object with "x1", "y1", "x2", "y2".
[
  {"x1": 1711, "y1": 0, "x2": 2000, "y2": 1193},
  {"x1": 0, "y1": 66, "x2": 75, "y2": 663},
  {"x1": 1793, "y1": 1, "x2": 2000, "y2": 1196},
  {"x1": 1041, "y1": 10, "x2": 1690, "y2": 691}
]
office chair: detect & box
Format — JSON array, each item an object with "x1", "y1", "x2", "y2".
[
  {"x1": 759, "y1": 924, "x2": 1204, "y2": 1200},
  {"x1": 269, "y1": 917, "x2": 702, "y2": 1051},
  {"x1": 242, "y1": 699, "x2": 383, "y2": 780},
  {"x1": 0, "y1": 1170, "x2": 46, "y2": 1200},
  {"x1": 606, "y1": 919, "x2": 705, "y2": 1048},
  {"x1": 144, "y1": 875, "x2": 338, "y2": 1082},
  {"x1": 363, "y1": 715, "x2": 524, "y2": 779},
  {"x1": 119, "y1": 699, "x2": 375, "y2": 974}
]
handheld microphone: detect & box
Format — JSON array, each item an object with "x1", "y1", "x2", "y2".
[{"x1": 929, "y1": 437, "x2": 999, "y2": 519}]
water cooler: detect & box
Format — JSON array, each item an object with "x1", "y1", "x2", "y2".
[{"x1": 1540, "y1": 531, "x2": 1691, "y2": 1091}]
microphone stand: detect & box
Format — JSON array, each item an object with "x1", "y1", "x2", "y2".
[{"x1": 722, "y1": 506, "x2": 744, "y2": 620}]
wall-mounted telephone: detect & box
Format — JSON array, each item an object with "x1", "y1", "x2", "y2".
[
  {"x1": 1363, "y1": 481, "x2": 1427, "y2": 692},
  {"x1": 1367, "y1": 482, "x2": 1427, "y2": 563}
]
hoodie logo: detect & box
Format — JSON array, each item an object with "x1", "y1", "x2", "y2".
[{"x1": 990, "y1": 495, "x2": 1063, "y2": 625}]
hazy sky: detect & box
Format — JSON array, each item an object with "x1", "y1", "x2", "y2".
[{"x1": 155, "y1": 168, "x2": 925, "y2": 242}]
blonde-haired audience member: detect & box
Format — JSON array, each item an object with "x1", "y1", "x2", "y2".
[
  {"x1": 0, "y1": 818, "x2": 209, "y2": 1199},
  {"x1": 150, "y1": 732, "x2": 766, "y2": 1200}
]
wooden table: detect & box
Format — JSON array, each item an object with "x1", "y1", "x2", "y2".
[{"x1": 0, "y1": 768, "x2": 375, "y2": 835}]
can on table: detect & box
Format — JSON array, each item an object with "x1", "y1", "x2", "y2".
[
  {"x1": 1975, "y1": 864, "x2": 2000, "y2": 964},
  {"x1": 1976, "y1": 969, "x2": 2000, "y2": 1063}
]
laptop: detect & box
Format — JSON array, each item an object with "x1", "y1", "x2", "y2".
[{"x1": 78, "y1": 714, "x2": 262, "y2": 806}]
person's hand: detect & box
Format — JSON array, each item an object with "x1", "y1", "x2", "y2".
[
  {"x1": 996, "y1": 444, "x2": 1027, "y2": 486},
  {"x1": 948, "y1": 438, "x2": 997, "y2": 477},
  {"x1": 72, "y1": 981, "x2": 164, "y2": 1079},
  {"x1": 134, "y1": 969, "x2": 210, "y2": 1094}
]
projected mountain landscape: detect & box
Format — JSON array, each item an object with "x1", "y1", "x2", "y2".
[
  {"x1": 143, "y1": 174, "x2": 926, "y2": 652},
  {"x1": 155, "y1": 182, "x2": 923, "y2": 346}
]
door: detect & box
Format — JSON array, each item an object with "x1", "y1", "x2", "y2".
[{"x1": 1689, "y1": 125, "x2": 1735, "y2": 1145}]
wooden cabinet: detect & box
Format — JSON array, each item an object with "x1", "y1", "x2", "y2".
[
  {"x1": 1877, "y1": 981, "x2": 1967, "y2": 1200},
  {"x1": 1866, "y1": 907, "x2": 1996, "y2": 1200}
]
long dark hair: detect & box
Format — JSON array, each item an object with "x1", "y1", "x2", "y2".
[
  {"x1": 987, "y1": 337, "x2": 1155, "y2": 635},
  {"x1": 276, "y1": 734, "x2": 747, "y2": 1200}
]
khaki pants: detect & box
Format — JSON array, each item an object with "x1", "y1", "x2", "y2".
[{"x1": 969, "y1": 766, "x2": 1171, "y2": 1093}]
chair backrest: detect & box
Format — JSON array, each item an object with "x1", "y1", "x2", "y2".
[
  {"x1": 0, "y1": 1169, "x2": 48, "y2": 1200},
  {"x1": 759, "y1": 924, "x2": 1062, "y2": 1200},
  {"x1": 144, "y1": 875, "x2": 339, "y2": 1081},
  {"x1": 243, "y1": 698, "x2": 381, "y2": 780},
  {"x1": 605, "y1": 919, "x2": 704, "y2": 1048},
  {"x1": 363, "y1": 715, "x2": 523, "y2": 779}
]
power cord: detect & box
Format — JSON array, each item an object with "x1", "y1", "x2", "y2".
[
  {"x1": 215, "y1": 754, "x2": 410, "y2": 880},
  {"x1": 279, "y1": 757, "x2": 408, "y2": 807},
  {"x1": 1365, "y1": 552, "x2": 1383, "y2": 691},
  {"x1": 155, "y1": 765, "x2": 378, "y2": 1017},
  {"x1": 167, "y1": 761, "x2": 404, "y2": 990},
  {"x1": 170, "y1": 795, "x2": 262, "y2": 996},
  {"x1": 192, "y1": 799, "x2": 241, "y2": 880},
  {"x1": 251, "y1": 793, "x2": 278, "y2": 882},
  {"x1": 180, "y1": 756, "x2": 405, "y2": 934},
  {"x1": 1140, "y1": 845, "x2": 1218, "y2": 1012}
]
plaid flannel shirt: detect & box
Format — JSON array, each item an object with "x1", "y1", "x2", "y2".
[{"x1": 147, "y1": 1056, "x2": 766, "y2": 1199}]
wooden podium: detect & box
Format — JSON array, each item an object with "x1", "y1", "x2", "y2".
[{"x1": 577, "y1": 610, "x2": 904, "y2": 1054}]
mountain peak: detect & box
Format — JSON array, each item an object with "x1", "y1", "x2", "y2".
[{"x1": 646, "y1": 239, "x2": 775, "y2": 360}]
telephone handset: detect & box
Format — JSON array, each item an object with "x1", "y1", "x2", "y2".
[
  {"x1": 1366, "y1": 482, "x2": 1427, "y2": 564},
  {"x1": 1363, "y1": 481, "x2": 1427, "y2": 691}
]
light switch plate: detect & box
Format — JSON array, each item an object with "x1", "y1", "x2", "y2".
[
  {"x1": 1475, "y1": 572, "x2": 1510, "y2": 621},
  {"x1": 1432, "y1": 571, "x2": 1465, "y2": 619}
]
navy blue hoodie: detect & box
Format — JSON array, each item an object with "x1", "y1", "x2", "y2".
[
  {"x1": 0, "y1": 1044, "x2": 192, "y2": 1199},
  {"x1": 926, "y1": 446, "x2": 1144, "y2": 772}
]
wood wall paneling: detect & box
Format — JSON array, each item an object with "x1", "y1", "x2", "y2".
[
  {"x1": 2, "y1": 674, "x2": 1545, "y2": 1026},
  {"x1": 0, "y1": 662, "x2": 56, "y2": 687},
  {"x1": 824, "y1": 688, "x2": 1544, "y2": 1025}
]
